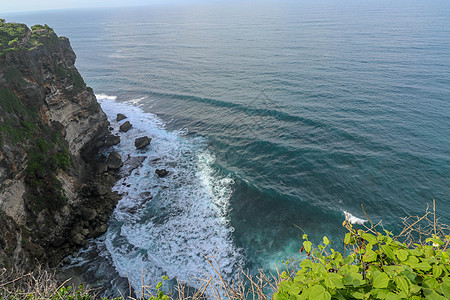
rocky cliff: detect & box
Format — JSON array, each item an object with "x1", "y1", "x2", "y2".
[{"x1": 0, "y1": 21, "x2": 120, "y2": 269}]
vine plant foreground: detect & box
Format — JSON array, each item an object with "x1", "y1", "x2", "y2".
[{"x1": 274, "y1": 201, "x2": 450, "y2": 300}]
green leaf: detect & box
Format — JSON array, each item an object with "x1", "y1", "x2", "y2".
[
  {"x1": 409, "y1": 248, "x2": 424, "y2": 257},
  {"x1": 351, "y1": 291, "x2": 364, "y2": 299},
  {"x1": 395, "y1": 249, "x2": 409, "y2": 261},
  {"x1": 394, "y1": 276, "x2": 410, "y2": 296},
  {"x1": 432, "y1": 264, "x2": 443, "y2": 278},
  {"x1": 344, "y1": 233, "x2": 352, "y2": 245},
  {"x1": 155, "y1": 282, "x2": 162, "y2": 290},
  {"x1": 273, "y1": 292, "x2": 290, "y2": 300},
  {"x1": 303, "y1": 234, "x2": 308, "y2": 240},
  {"x1": 342, "y1": 254, "x2": 354, "y2": 265},
  {"x1": 363, "y1": 249, "x2": 378, "y2": 262},
  {"x1": 423, "y1": 288, "x2": 447, "y2": 300},
  {"x1": 303, "y1": 241, "x2": 312, "y2": 253},
  {"x1": 423, "y1": 278, "x2": 439, "y2": 289},
  {"x1": 308, "y1": 285, "x2": 331, "y2": 300},
  {"x1": 410, "y1": 284, "x2": 422, "y2": 294},
  {"x1": 406, "y1": 255, "x2": 420, "y2": 268},
  {"x1": 380, "y1": 244, "x2": 395, "y2": 260},
  {"x1": 284, "y1": 282, "x2": 302, "y2": 295},
  {"x1": 373, "y1": 272, "x2": 390, "y2": 289},
  {"x1": 326, "y1": 273, "x2": 344, "y2": 289},
  {"x1": 361, "y1": 232, "x2": 377, "y2": 244},
  {"x1": 385, "y1": 292, "x2": 403, "y2": 300},
  {"x1": 343, "y1": 272, "x2": 364, "y2": 287},
  {"x1": 415, "y1": 262, "x2": 432, "y2": 271},
  {"x1": 372, "y1": 288, "x2": 389, "y2": 299},
  {"x1": 300, "y1": 259, "x2": 313, "y2": 269},
  {"x1": 426, "y1": 237, "x2": 444, "y2": 246},
  {"x1": 323, "y1": 236, "x2": 330, "y2": 245},
  {"x1": 437, "y1": 282, "x2": 450, "y2": 298}
]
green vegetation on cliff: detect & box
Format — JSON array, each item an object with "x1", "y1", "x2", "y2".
[
  {"x1": 55, "y1": 65, "x2": 86, "y2": 95},
  {"x1": 275, "y1": 227, "x2": 449, "y2": 299},
  {"x1": 0, "y1": 88, "x2": 38, "y2": 145},
  {"x1": 0, "y1": 84, "x2": 71, "y2": 215},
  {"x1": 0, "y1": 20, "x2": 58, "y2": 55}
]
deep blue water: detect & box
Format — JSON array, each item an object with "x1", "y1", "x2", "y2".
[{"x1": 7, "y1": 0, "x2": 450, "y2": 295}]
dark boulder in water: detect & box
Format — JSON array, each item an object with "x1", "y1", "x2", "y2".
[
  {"x1": 116, "y1": 113, "x2": 127, "y2": 121},
  {"x1": 105, "y1": 134, "x2": 120, "y2": 146},
  {"x1": 135, "y1": 136, "x2": 152, "y2": 149},
  {"x1": 155, "y1": 169, "x2": 169, "y2": 178},
  {"x1": 107, "y1": 152, "x2": 123, "y2": 170},
  {"x1": 119, "y1": 121, "x2": 132, "y2": 132}
]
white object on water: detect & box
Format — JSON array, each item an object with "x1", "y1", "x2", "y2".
[{"x1": 343, "y1": 210, "x2": 367, "y2": 225}]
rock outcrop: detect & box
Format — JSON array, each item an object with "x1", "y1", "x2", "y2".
[
  {"x1": 119, "y1": 121, "x2": 132, "y2": 132},
  {"x1": 106, "y1": 152, "x2": 123, "y2": 170},
  {"x1": 134, "y1": 136, "x2": 151, "y2": 149},
  {"x1": 0, "y1": 22, "x2": 120, "y2": 269},
  {"x1": 105, "y1": 134, "x2": 120, "y2": 146},
  {"x1": 116, "y1": 113, "x2": 127, "y2": 122},
  {"x1": 155, "y1": 169, "x2": 169, "y2": 178}
]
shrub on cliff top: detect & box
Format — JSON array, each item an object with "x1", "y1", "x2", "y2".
[
  {"x1": 0, "y1": 20, "x2": 58, "y2": 55},
  {"x1": 274, "y1": 203, "x2": 450, "y2": 300},
  {"x1": 0, "y1": 22, "x2": 29, "y2": 48}
]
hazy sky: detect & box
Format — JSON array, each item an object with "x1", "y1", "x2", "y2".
[{"x1": 2, "y1": 0, "x2": 209, "y2": 14}]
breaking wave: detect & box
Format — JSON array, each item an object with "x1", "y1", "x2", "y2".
[{"x1": 95, "y1": 94, "x2": 244, "y2": 293}]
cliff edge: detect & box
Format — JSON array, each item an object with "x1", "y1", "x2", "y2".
[{"x1": 0, "y1": 20, "x2": 120, "y2": 269}]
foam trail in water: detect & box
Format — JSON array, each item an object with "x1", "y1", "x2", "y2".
[
  {"x1": 343, "y1": 210, "x2": 367, "y2": 225},
  {"x1": 96, "y1": 94, "x2": 243, "y2": 294}
]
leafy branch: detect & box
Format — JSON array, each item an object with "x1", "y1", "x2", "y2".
[{"x1": 274, "y1": 201, "x2": 450, "y2": 300}]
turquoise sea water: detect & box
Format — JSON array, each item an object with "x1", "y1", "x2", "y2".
[{"x1": 7, "y1": 0, "x2": 450, "y2": 295}]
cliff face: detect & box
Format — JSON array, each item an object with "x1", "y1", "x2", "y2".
[{"x1": 0, "y1": 22, "x2": 120, "y2": 268}]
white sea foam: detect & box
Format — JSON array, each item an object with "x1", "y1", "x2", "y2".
[
  {"x1": 96, "y1": 93, "x2": 117, "y2": 101},
  {"x1": 343, "y1": 210, "x2": 367, "y2": 225},
  {"x1": 127, "y1": 96, "x2": 148, "y2": 106},
  {"x1": 96, "y1": 94, "x2": 243, "y2": 293}
]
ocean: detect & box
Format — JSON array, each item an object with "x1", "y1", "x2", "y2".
[{"x1": 6, "y1": 0, "x2": 450, "y2": 296}]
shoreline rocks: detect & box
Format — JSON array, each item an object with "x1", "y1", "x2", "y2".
[
  {"x1": 106, "y1": 152, "x2": 123, "y2": 170},
  {"x1": 119, "y1": 121, "x2": 132, "y2": 132},
  {"x1": 135, "y1": 136, "x2": 151, "y2": 149},
  {"x1": 155, "y1": 169, "x2": 169, "y2": 178},
  {"x1": 116, "y1": 113, "x2": 127, "y2": 121},
  {"x1": 105, "y1": 134, "x2": 120, "y2": 146}
]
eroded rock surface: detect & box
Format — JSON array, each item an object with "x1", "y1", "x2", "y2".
[{"x1": 0, "y1": 23, "x2": 120, "y2": 269}]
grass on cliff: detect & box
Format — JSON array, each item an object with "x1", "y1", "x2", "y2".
[
  {"x1": 0, "y1": 20, "x2": 29, "y2": 49},
  {"x1": 0, "y1": 88, "x2": 39, "y2": 146},
  {"x1": 0, "y1": 266, "x2": 121, "y2": 300},
  {"x1": 0, "y1": 20, "x2": 58, "y2": 55},
  {"x1": 0, "y1": 87, "x2": 72, "y2": 214},
  {"x1": 1, "y1": 202, "x2": 448, "y2": 299}
]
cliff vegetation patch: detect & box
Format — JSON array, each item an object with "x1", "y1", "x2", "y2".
[
  {"x1": 0, "y1": 86, "x2": 72, "y2": 215},
  {"x1": 0, "y1": 20, "x2": 59, "y2": 55}
]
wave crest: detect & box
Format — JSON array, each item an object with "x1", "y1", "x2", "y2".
[{"x1": 343, "y1": 210, "x2": 367, "y2": 225}]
